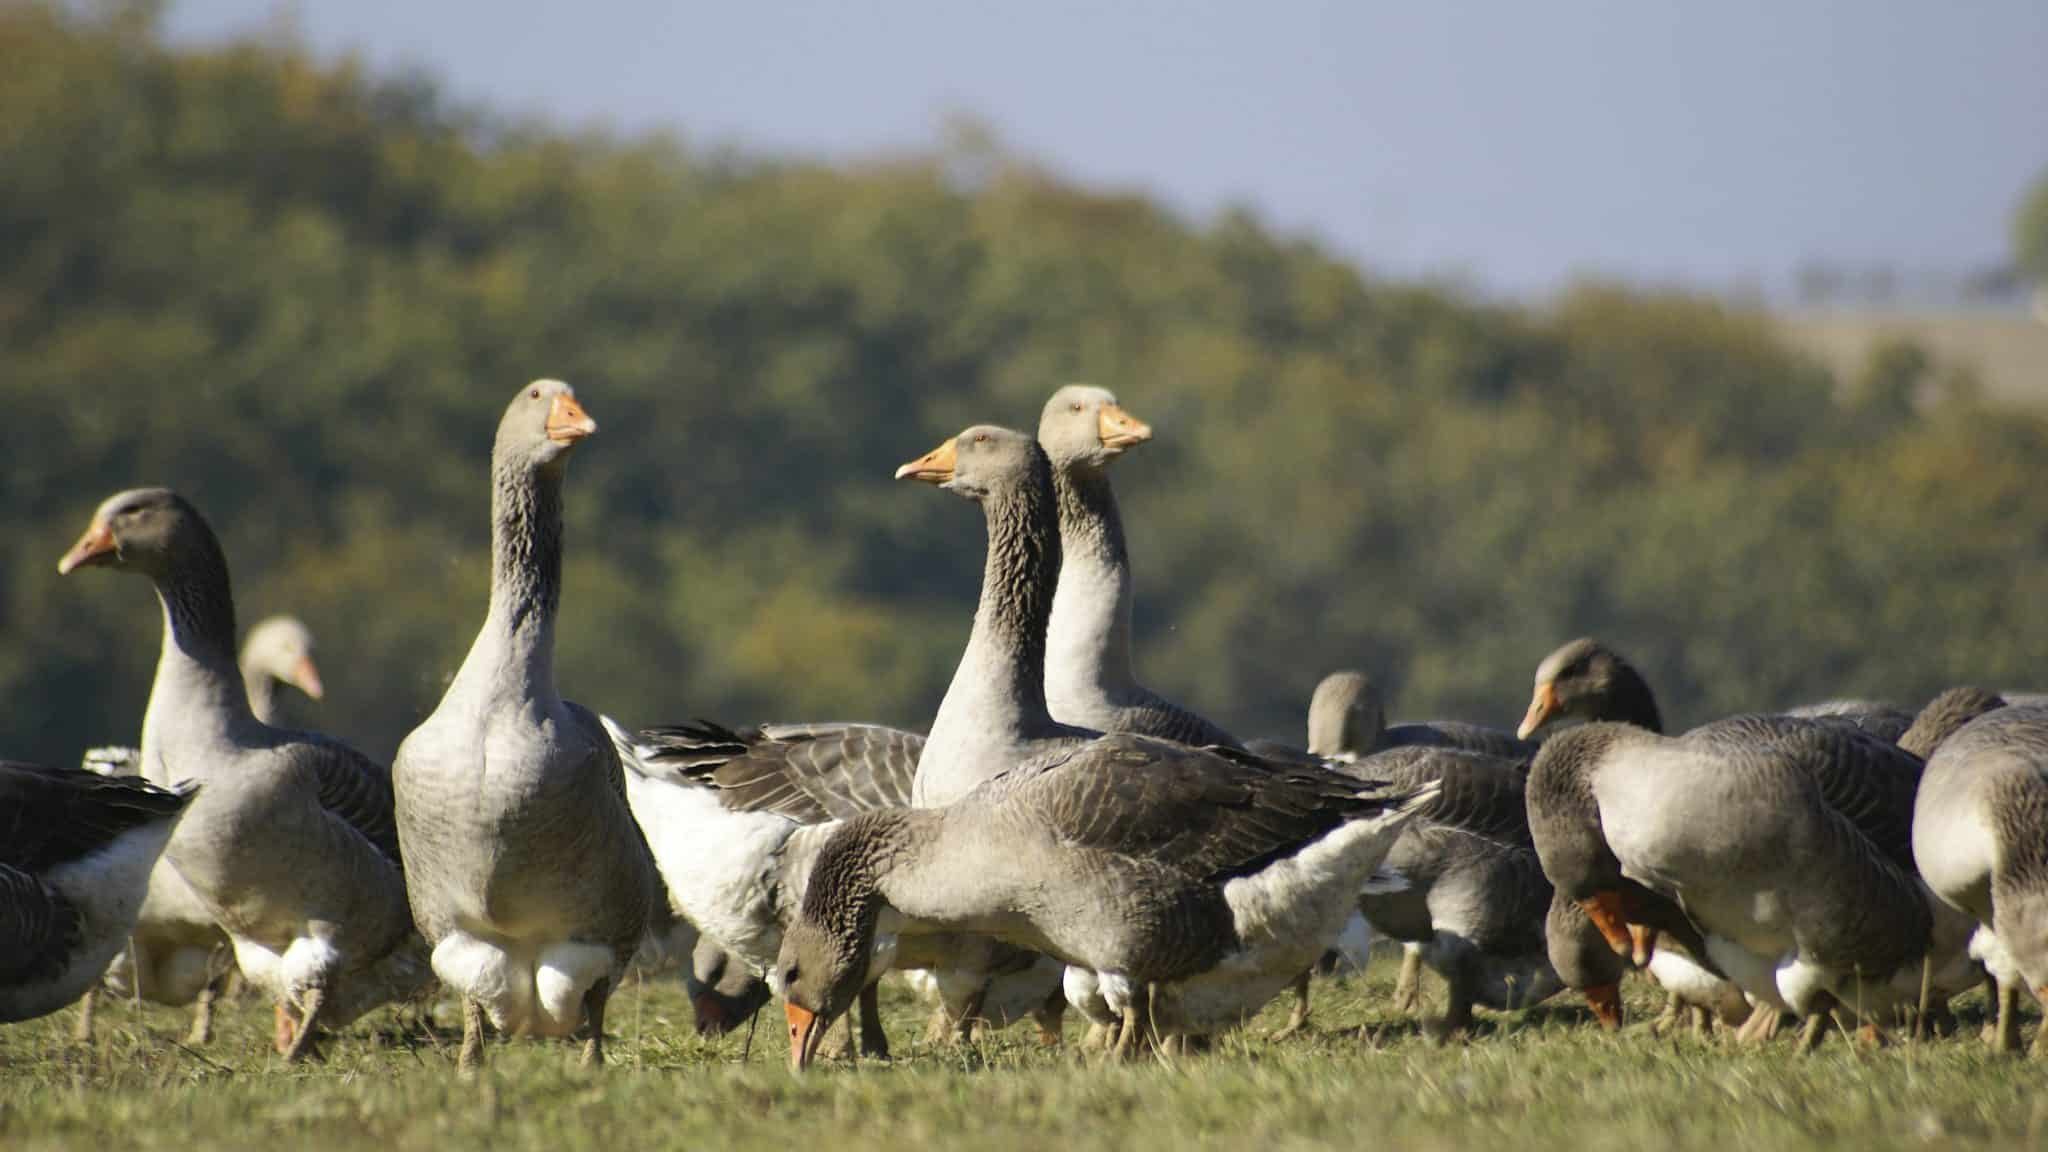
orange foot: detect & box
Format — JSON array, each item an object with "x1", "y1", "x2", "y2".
[{"x1": 274, "y1": 1002, "x2": 296, "y2": 1055}]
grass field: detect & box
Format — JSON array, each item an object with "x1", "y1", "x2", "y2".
[{"x1": 4, "y1": 957, "x2": 2045, "y2": 1152}]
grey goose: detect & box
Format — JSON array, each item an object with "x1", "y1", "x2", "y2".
[
  {"x1": 391, "y1": 381, "x2": 663, "y2": 1071},
  {"x1": 57, "y1": 489, "x2": 423, "y2": 1060},
  {"x1": 0, "y1": 761, "x2": 194, "y2": 1023}
]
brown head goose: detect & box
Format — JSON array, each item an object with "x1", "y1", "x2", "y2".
[
  {"x1": 0, "y1": 762, "x2": 194, "y2": 1023},
  {"x1": 1311, "y1": 670, "x2": 1533, "y2": 760},
  {"x1": 1910, "y1": 687, "x2": 2048, "y2": 1053},
  {"x1": 57, "y1": 489, "x2": 423, "y2": 1061},
  {"x1": 391, "y1": 380, "x2": 663, "y2": 1071}
]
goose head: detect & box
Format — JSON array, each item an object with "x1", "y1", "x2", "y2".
[
  {"x1": 57, "y1": 487, "x2": 209, "y2": 580},
  {"x1": 1525, "y1": 722, "x2": 1658, "y2": 967},
  {"x1": 1519, "y1": 637, "x2": 1662, "y2": 740},
  {"x1": 1898, "y1": 686, "x2": 2005, "y2": 759},
  {"x1": 1307, "y1": 670, "x2": 1385, "y2": 760},
  {"x1": 776, "y1": 913, "x2": 873, "y2": 1072},
  {"x1": 686, "y1": 936, "x2": 771, "y2": 1037},
  {"x1": 1036, "y1": 383, "x2": 1152, "y2": 471},
  {"x1": 894, "y1": 424, "x2": 1047, "y2": 503},
  {"x1": 495, "y1": 378, "x2": 596, "y2": 471},
  {"x1": 241, "y1": 615, "x2": 324, "y2": 702}
]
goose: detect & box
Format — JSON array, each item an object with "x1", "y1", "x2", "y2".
[
  {"x1": 78, "y1": 614, "x2": 327, "y2": 1045},
  {"x1": 609, "y1": 717, "x2": 1060, "y2": 1055},
  {"x1": 1527, "y1": 713, "x2": 1977, "y2": 1050},
  {"x1": 1, "y1": 761, "x2": 194, "y2": 1023},
  {"x1": 1516, "y1": 638, "x2": 1750, "y2": 1029},
  {"x1": 777, "y1": 726, "x2": 1432, "y2": 1067},
  {"x1": 1037, "y1": 384, "x2": 1235, "y2": 749},
  {"x1": 391, "y1": 380, "x2": 664, "y2": 1072},
  {"x1": 1910, "y1": 687, "x2": 2048, "y2": 1053},
  {"x1": 57, "y1": 490, "x2": 424, "y2": 1060},
  {"x1": 1311, "y1": 670, "x2": 1534, "y2": 761}
]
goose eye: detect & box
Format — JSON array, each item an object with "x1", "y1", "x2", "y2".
[
  {"x1": 529, "y1": 388, "x2": 540, "y2": 399},
  {"x1": 975, "y1": 433, "x2": 989, "y2": 443},
  {"x1": 1070, "y1": 402, "x2": 1083, "y2": 412}
]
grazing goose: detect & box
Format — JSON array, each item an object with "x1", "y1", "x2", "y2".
[
  {"x1": 1528, "y1": 714, "x2": 1975, "y2": 1050},
  {"x1": 777, "y1": 729, "x2": 1432, "y2": 1067},
  {"x1": 56, "y1": 489, "x2": 423, "y2": 1060},
  {"x1": 1037, "y1": 384, "x2": 1235, "y2": 749},
  {"x1": 0, "y1": 762, "x2": 194, "y2": 1023},
  {"x1": 611, "y1": 718, "x2": 1066, "y2": 1053},
  {"x1": 1311, "y1": 670, "x2": 1534, "y2": 761},
  {"x1": 79, "y1": 614, "x2": 327, "y2": 1045},
  {"x1": 391, "y1": 381, "x2": 662, "y2": 1072},
  {"x1": 1910, "y1": 687, "x2": 2048, "y2": 1053}
]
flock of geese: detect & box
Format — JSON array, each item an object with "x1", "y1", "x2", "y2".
[{"x1": 7, "y1": 379, "x2": 2048, "y2": 1075}]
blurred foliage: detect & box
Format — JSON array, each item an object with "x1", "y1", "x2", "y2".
[
  {"x1": 2017, "y1": 167, "x2": 2048, "y2": 287},
  {"x1": 7, "y1": 4, "x2": 2048, "y2": 766}
]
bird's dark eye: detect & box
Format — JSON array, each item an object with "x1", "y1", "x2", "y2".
[
  {"x1": 784, "y1": 964, "x2": 799, "y2": 985},
  {"x1": 529, "y1": 388, "x2": 541, "y2": 399},
  {"x1": 1070, "y1": 402, "x2": 1083, "y2": 412},
  {"x1": 975, "y1": 433, "x2": 989, "y2": 443}
]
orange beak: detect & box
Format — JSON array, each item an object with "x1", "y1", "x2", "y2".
[
  {"x1": 545, "y1": 393, "x2": 598, "y2": 443},
  {"x1": 786, "y1": 1001, "x2": 826, "y2": 1072},
  {"x1": 1628, "y1": 922, "x2": 1658, "y2": 968},
  {"x1": 894, "y1": 437, "x2": 958, "y2": 484},
  {"x1": 1097, "y1": 403, "x2": 1153, "y2": 451},
  {"x1": 1578, "y1": 891, "x2": 1636, "y2": 961},
  {"x1": 1583, "y1": 982, "x2": 1623, "y2": 1030},
  {"x1": 290, "y1": 655, "x2": 325, "y2": 701},
  {"x1": 1518, "y1": 680, "x2": 1560, "y2": 740},
  {"x1": 57, "y1": 519, "x2": 118, "y2": 575}
]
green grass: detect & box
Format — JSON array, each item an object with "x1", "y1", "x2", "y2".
[{"x1": 4, "y1": 959, "x2": 2045, "y2": 1152}]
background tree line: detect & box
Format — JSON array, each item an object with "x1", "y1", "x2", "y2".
[{"x1": 7, "y1": 3, "x2": 2048, "y2": 766}]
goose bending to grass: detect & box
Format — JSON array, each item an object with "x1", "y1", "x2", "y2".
[
  {"x1": 777, "y1": 727, "x2": 1434, "y2": 1068},
  {"x1": 1, "y1": 762, "x2": 194, "y2": 1023},
  {"x1": 612, "y1": 718, "x2": 1065, "y2": 1054},
  {"x1": 57, "y1": 490, "x2": 425, "y2": 1061},
  {"x1": 1911, "y1": 687, "x2": 2048, "y2": 1054},
  {"x1": 78, "y1": 615, "x2": 327, "y2": 1045},
  {"x1": 1528, "y1": 712, "x2": 1977, "y2": 1051},
  {"x1": 392, "y1": 381, "x2": 663, "y2": 1072}
]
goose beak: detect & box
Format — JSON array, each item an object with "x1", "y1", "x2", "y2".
[
  {"x1": 546, "y1": 393, "x2": 598, "y2": 443},
  {"x1": 894, "y1": 437, "x2": 958, "y2": 484},
  {"x1": 57, "y1": 519, "x2": 117, "y2": 575},
  {"x1": 786, "y1": 1001, "x2": 827, "y2": 1072},
  {"x1": 1517, "y1": 680, "x2": 1559, "y2": 740},
  {"x1": 290, "y1": 656, "x2": 325, "y2": 701},
  {"x1": 1629, "y1": 922, "x2": 1658, "y2": 968},
  {"x1": 1578, "y1": 891, "x2": 1636, "y2": 962},
  {"x1": 1583, "y1": 982, "x2": 1623, "y2": 1030},
  {"x1": 1097, "y1": 404, "x2": 1152, "y2": 452}
]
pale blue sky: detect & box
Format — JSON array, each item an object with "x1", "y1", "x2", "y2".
[{"x1": 166, "y1": 1, "x2": 2048, "y2": 297}]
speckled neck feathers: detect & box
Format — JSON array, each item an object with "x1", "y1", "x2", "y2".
[
  {"x1": 1046, "y1": 463, "x2": 1137, "y2": 707},
  {"x1": 142, "y1": 513, "x2": 254, "y2": 752}
]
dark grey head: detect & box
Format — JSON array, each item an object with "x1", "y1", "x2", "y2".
[
  {"x1": 57, "y1": 487, "x2": 215, "y2": 581},
  {"x1": 494, "y1": 378, "x2": 597, "y2": 472},
  {"x1": 685, "y1": 936, "x2": 771, "y2": 1037},
  {"x1": 1036, "y1": 384, "x2": 1153, "y2": 472},
  {"x1": 1307, "y1": 670, "x2": 1385, "y2": 759},
  {"x1": 776, "y1": 816, "x2": 893, "y2": 1072},
  {"x1": 1519, "y1": 637, "x2": 1663, "y2": 740},
  {"x1": 1899, "y1": 686, "x2": 2006, "y2": 759},
  {"x1": 894, "y1": 424, "x2": 1048, "y2": 503}
]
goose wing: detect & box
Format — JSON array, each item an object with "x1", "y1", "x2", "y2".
[{"x1": 635, "y1": 720, "x2": 923, "y2": 823}]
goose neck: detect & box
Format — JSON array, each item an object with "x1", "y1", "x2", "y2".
[
  {"x1": 1046, "y1": 464, "x2": 1137, "y2": 708},
  {"x1": 476, "y1": 453, "x2": 565, "y2": 690},
  {"x1": 949, "y1": 461, "x2": 1064, "y2": 734},
  {"x1": 143, "y1": 531, "x2": 255, "y2": 753}
]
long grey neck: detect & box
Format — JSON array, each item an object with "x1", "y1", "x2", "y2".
[
  {"x1": 142, "y1": 534, "x2": 255, "y2": 765},
  {"x1": 456, "y1": 454, "x2": 565, "y2": 701},
  {"x1": 927, "y1": 460, "x2": 1067, "y2": 751},
  {"x1": 1045, "y1": 463, "x2": 1138, "y2": 714}
]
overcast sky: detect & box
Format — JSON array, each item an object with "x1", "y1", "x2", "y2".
[{"x1": 165, "y1": 0, "x2": 2048, "y2": 297}]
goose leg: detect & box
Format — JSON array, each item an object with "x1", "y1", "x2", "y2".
[
  {"x1": 857, "y1": 983, "x2": 891, "y2": 1059},
  {"x1": 1690, "y1": 1004, "x2": 1713, "y2": 1037},
  {"x1": 1111, "y1": 994, "x2": 1142, "y2": 1061},
  {"x1": 580, "y1": 977, "x2": 611, "y2": 1069},
  {"x1": 188, "y1": 973, "x2": 225, "y2": 1046},
  {"x1": 1795, "y1": 1007, "x2": 1833, "y2": 1054},
  {"x1": 1736, "y1": 1006, "x2": 1780, "y2": 1046},
  {"x1": 1994, "y1": 980, "x2": 2021, "y2": 1054},
  {"x1": 459, "y1": 996, "x2": 486, "y2": 1074},
  {"x1": 73, "y1": 987, "x2": 96, "y2": 1043},
  {"x1": 955, "y1": 980, "x2": 990, "y2": 1045},
  {"x1": 1424, "y1": 944, "x2": 1476, "y2": 1043},
  {"x1": 1648, "y1": 989, "x2": 1682, "y2": 1036},
  {"x1": 1270, "y1": 971, "x2": 1312, "y2": 1040},
  {"x1": 283, "y1": 988, "x2": 324, "y2": 1064},
  {"x1": 1392, "y1": 946, "x2": 1425, "y2": 1014}
]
